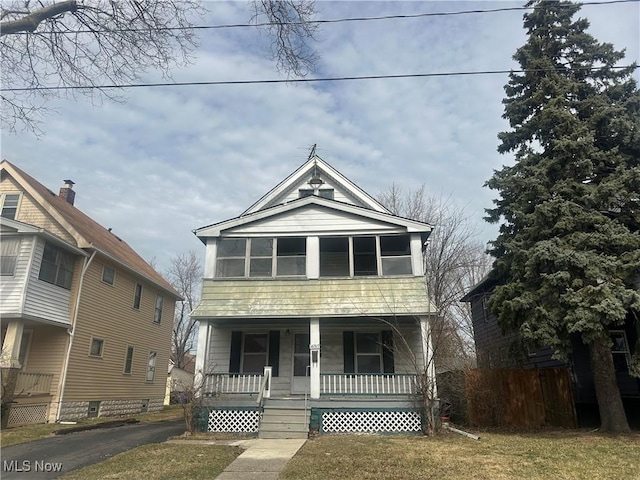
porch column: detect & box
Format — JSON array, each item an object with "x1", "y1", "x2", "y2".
[
  {"x1": 419, "y1": 316, "x2": 438, "y2": 398},
  {"x1": 309, "y1": 317, "x2": 320, "y2": 399},
  {"x1": 194, "y1": 320, "x2": 211, "y2": 392},
  {"x1": 0, "y1": 320, "x2": 24, "y2": 368}
]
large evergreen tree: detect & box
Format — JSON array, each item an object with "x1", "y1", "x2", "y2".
[{"x1": 485, "y1": 0, "x2": 640, "y2": 433}]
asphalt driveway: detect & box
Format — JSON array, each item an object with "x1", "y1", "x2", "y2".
[{"x1": 1, "y1": 419, "x2": 185, "y2": 479}]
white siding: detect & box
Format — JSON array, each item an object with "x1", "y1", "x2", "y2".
[
  {"x1": 278, "y1": 178, "x2": 363, "y2": 206},
  {"x1": 0, "y1": 235, "x2": 33, "y2": 315},
  {"x1": 23, "y1": 238, "x2": 72, "y2": 325},
  {"x1": 225, "y1": 205, "x2": 403, "y2": 236},
  {"x1": 205, "y1": 325, "x2": 231, "y2": 374}
]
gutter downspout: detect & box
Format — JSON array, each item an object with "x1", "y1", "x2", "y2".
[{"x1": 55, "y1": 250, "x2": 96, "y2": 422}]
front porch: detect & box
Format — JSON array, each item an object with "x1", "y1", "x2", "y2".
[{"x1": 194, "y1": 315, "x2": 436, "y2": 437}]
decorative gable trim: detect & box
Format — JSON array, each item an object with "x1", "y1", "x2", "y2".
[
  {"x1": 194, "y1": 195, "x2": 432, "y2": 240},
  {"x1": 241, "y1": 155, "x2": 390, "y2": 215}
]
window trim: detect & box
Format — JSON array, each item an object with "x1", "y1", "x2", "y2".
[
  {"x1": 133, "y1": 283, "x2": 143, "y2": 310},
  {"x1": 153, "y1": 295, "x2": 164, "y2": 324},
  {"x1": 146, "y1": 350, "x2": 157, "y2": 382},
  {"x1": 123, "y1": 345, "x2": 134, "y2": 374},
  {"x1": 0, "y1": 193, "x2": 21, "y2": 220},
  {"x1": 102, "y1": 265, "x2": 116, "y2": 286},
  {"x1": 89, "y1": 337, "x2": 105, "y2": 358},
  {"x1": 38, "y1": 241, "x2": 75, "y2": 290}
]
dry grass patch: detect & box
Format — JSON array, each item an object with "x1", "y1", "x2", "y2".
[
  {"x1": 280, "y1": 431, "x2": 640, "y2": 480},
  {"x1": 1, "y1": 405, "x2": 183, "y2": 447},
  {"x1": 60, "y1": 443, "x2": 240, "y2": 480}
]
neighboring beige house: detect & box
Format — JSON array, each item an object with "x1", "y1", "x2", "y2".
[
  {"x1": 164, "y1": 355, "x2": 196, "y2": 405},
  {"x1": 0, "y1": 160, "x2": 181, "y2": 425},
  {"x1": 192, "y1": 154, "x2": 438, "y2": 438}
]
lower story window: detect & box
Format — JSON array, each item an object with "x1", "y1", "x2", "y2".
[
  {"x1": 242, "y1": 333, "x2": 268, "y2": 373},
  {"x1": 147, "y1": 350, "x2": 157, "y2": 381},
  {"x1": 356, "y1": 332, "x2": 382, "y2": 373}
]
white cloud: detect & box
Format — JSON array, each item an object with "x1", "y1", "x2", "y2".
[{"x1": 2, "y1": 0, "x2": 638, "y2": 273}]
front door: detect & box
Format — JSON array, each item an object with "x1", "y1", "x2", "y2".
[{"x1": 291, "y1": 333, "x2": 310, "y2": 394}]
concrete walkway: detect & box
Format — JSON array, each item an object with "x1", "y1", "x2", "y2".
[{"x1": 167, "y1": 438, "x2": 306, "y2": 480}]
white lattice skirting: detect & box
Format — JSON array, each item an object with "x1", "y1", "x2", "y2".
[
  {"x1": 322, "y1": 410, "x2": 421, "y2": 433},
  {"x1": 8, "y1": 403, "x2": 49, "y2": 426},
  {"x1": 207, "y1": 409, "x2": 262, "y2": 433}
]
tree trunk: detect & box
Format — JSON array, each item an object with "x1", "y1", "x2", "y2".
[{"x1": 588, "y1": 337, "x2": 630, "y2": 433}]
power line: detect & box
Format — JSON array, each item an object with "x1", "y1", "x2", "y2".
[
  {"x1": 3, "y1": 65, "x2": 637, "y2": 92},
  {"x1": 4, "y1": 0, "x2": 638, "y2": 35}
]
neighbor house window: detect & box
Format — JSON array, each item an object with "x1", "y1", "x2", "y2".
[
  {"x1": 242, "y1": 333, "x2": 268, "y2": 373},
  {"x1": 89, "y1": 337, "x2": 104, "y2": 357},
  {"x1": 1, "y1": 194, "x2": 20, "y2": 220},
  {"x1": 133, "y1": 283, "x2": 143, "y2": 309},
  {"x1": 355, "y1": 333, "x2": 382, "y2": 373},
  {"x1": 611, "y1": 331, "x2": 631, "y2": 372},
  {"x1": 38, "y1": 241, "x2": 74, "y2": 289},
  {"x1": 147, "y1": 350, "x2": 157, "y2": 381},
  {"x1": 123, "y1": 346, "x2": 134, "y2": 374},
  {"x1": 102, "y1": 265, "x2": 115, "y2": 285},
  {"x1": 216, "y1": 237, "x2": 306, "y2": 278},
  {"x1": 380, "y1": 235, "x2": 412, "y2": 275},
  {"x1": 153, "y1": 295, "x2": 164, "y2": 324},
  {"x1": 0, "y1": 237, "x2": 20, "y2": 275}
]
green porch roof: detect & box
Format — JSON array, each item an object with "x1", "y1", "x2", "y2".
[{"x1": 191, "y1": 276, "x2": 436, "y2": 319}]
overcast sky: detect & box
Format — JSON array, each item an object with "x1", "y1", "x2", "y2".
[{"x1": 2, "y1": 1, "x2": 639, "y2": 274}]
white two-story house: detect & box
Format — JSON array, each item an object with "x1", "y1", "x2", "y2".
[{"x1": 192, "y1": 154, "x2": 437, "y2": 438}]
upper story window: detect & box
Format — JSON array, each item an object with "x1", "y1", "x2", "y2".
[
  {"x1": 319, "y1": 234, "x2": 412, "y2": 278},
  {"x1": 1, "y1": 193, "x2": 21, "y2": 220},
  {"x1": 216, "y1": 237, "x2": 306, "y2": 278},
  {"x1": 153, "y1": 295, "x2": 164, "y2": 324},
  {"x1": 380, "y1": 235, "x2": 412, "y2": 275},
  {"x1": 1, "y1": 237, "x2": 21, "y2": 275},
  {"x1": 133, "y1": 283, "x2": 143, "y2": 309},
  {"x1": 38, "y1": 241, "x2": 74, "y2": 289},
  {"x1": 102, "y1": 265, "x2": 116, "y2": 285}
]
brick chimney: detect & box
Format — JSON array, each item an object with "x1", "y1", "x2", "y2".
[{"x1": 59, "y1": 180, "x2": 76, "y2": 206}]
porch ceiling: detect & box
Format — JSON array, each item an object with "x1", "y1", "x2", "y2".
[{"x1": 191, "y1": 276, "x2": 436, "y2": 319}]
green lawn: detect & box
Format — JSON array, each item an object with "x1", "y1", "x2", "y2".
[
  {"x1": 280, "y1": 431, "x2": 640, "y2": 480},
  {"x1": 0, "y1": 404, "x2": 184, "y2": 447},
  {"x1": 60, "y1": 443, "x2": 240, "y2": 480}
]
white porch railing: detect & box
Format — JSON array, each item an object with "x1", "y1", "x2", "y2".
[
  {"x1": 203, "y1": 373, "x2": 263, "y2": 396},
  {"x1": 320, "y1": 373, "x2": 416, "y2": 395},
  {"x1": 256, "y1": 366, "x2": 272, "y2": 406},
  {"x1": 14, "y1": 372, "x2": 54, "y2": 396}
]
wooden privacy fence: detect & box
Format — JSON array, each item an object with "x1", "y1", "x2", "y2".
[{"x1": 465, "y1": 368, "x2": 577, "y2": 429}]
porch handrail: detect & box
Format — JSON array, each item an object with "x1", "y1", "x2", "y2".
[
  {"x1": 256, "y1": 366, "x2": 272, "y2": 406},
  {"x1": 320, "y1": 373, "x2": 417, "y2": 395},
  {"x1": 203, "y1": 373, "x2": 263, "y2": 396}
]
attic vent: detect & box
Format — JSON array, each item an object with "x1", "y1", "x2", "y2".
[{"x1": 299, "y1": 189, "x2": 313, "y2": 198}]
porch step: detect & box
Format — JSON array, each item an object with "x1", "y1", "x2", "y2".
[{"x1": 259, "y1": 401, "x2": 309, "y2": 439}]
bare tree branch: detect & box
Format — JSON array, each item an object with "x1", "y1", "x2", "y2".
[
  {"x1": 1, "y1": 1, "x2": 319, "y2": 134},
  {"x1": 167, "y1": 250, "x2": 202, "y2": 369}
]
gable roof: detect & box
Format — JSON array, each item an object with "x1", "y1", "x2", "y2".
[
  {"x1": 194, "y1": 194, "x2": 432, "y2": 240},
  {"x1": 1, "y1": 160, "x2": 180, "y2": 298},
  {"x1": 242, "y1": 155, "x2": 391, "y2": 215}
]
